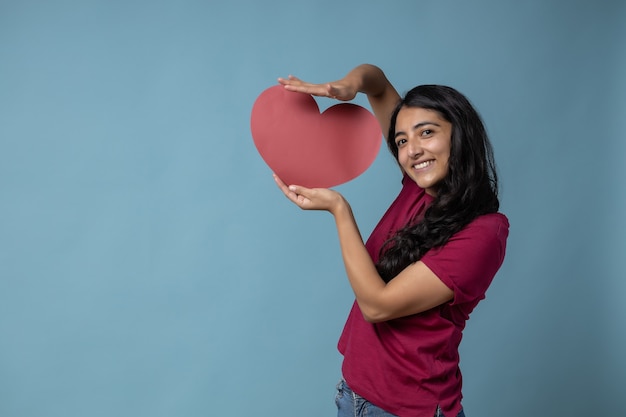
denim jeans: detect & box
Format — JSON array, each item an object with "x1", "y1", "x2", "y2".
[{"x1": 335, "y1": 379, "x2": 466, "y2": 417}]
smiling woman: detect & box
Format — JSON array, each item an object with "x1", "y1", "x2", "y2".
[
  {"x1": 276, "y1": 64, "x2": 508, "y2": 417},
  {"x1": 377, "y1": 84, "x2": 501, "y2": 283},
  {"x1": 393, "y1": 107, "x2": 452, "y2": 196}
]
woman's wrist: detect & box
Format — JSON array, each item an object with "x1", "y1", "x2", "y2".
[
  {"x1": 351, "y1": 64, "x2": 387, "y2": 96},
  {"x1": 331, "y1": 196, "x2": 353, "y2": 221}
]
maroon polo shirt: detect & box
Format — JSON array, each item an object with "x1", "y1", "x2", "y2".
[{"x1": 338, "y1": 175, "x2": 509, "y2": 417}]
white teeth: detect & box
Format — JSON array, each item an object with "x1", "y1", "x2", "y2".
[{"x1": 413, "y1": 160, "x2": 433, "y2": 169}]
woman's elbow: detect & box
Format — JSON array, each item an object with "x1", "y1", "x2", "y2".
[
  {"x1": 359, "y1": 304, "x2": 390, "y2": 323},
  {"x1": 362, "y1": 314, "x2": 386, "y2": 324}
]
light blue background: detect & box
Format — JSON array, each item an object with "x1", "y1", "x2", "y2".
[{"x1": 1, "y1": 1, "x2": 624, "y2": 416}]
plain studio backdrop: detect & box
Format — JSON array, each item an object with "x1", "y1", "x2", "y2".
[{"x1": 1, "y1": 1, "x2": 624, "y2": 416}]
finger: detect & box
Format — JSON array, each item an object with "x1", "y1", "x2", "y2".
[
  {"x1": 277, "y1": 76, "x2": 298, "y2": 85},
  {"x1": 273, "y1": 173, "x2": 286, "y2": 188},
  {"x1": 327, "y1": 84, "x2": 340, "y2": 99},
  {"x1": 287, "y1": 184, "x2": 317, "y2": 207},
  {"x1": 273, "y1": 174, "x2": 306, "y2": 205},
  {"x1": 328, "y1": 84, "x2": 355, "y2": 101},
  {"x1": 288, "y1": 184, "x2": 311, "y2": 197},
  {"x1": 277, "y1": 75, "x2": 303, "y2": 86},
  {"x1": 273, "y1": 174, "x2": 294, "y2": 196},
  {"x1": 278, "y1": 78, "x2": 333, "y2": 98}
]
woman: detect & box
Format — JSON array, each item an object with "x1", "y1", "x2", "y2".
[{"x1": 274, "y1": 64, "x2": 509, "y2": 417}]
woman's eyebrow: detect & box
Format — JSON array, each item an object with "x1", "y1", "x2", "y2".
[
  {"x1": 395, "y1": 121, "x2": 441, "y2": 138},
  {"x1": 413, "y1": 121, "x2": 441, "y2": 129}
]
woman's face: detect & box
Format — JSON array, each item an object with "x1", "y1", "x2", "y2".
[{"x1": 394, "y1": 106, "x2": 452, "y2": 196}]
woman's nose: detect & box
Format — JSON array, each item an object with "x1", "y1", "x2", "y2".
[{"x1": 407, "y1": 139, "x2": 421, "y2": 158}]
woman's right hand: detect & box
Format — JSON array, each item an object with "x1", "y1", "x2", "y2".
[
  {"x1": 273, "y1": 174, "x2": 348, "y2": 215},
  {"x1": 277, "y1": 75, "x2": 357, "y2": 102}
]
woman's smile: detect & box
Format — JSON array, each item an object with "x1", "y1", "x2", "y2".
[{"x1": 411, "y1": 159, "x2": 435, "y2": 170}]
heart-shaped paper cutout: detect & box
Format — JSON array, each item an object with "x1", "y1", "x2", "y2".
[{"x1": 250, "y1": 85, "x2": 382, "y2": 188}]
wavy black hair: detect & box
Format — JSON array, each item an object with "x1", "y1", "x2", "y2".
[{"x1": 376, "y1": 85, "x2": 500, "y2": 282}]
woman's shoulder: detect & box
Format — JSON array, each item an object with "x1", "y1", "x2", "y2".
[
  {"x1": 473, "y1": 212, "x2": 509, "y2": 227},
  {"x1": 461, "y1": 212, "x2": 509, "y2": 242}
]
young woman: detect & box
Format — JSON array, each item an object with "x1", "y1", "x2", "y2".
[{"x1": 274, "y1": 64, "x2": 509, "y2": 417}]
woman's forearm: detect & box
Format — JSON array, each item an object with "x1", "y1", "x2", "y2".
[
  {"x1": 344, "y1": 64, "x2": 391, "y2": 96},
  {"x1": 332, "y1": 202, "x2": 387, "y2": 321}
]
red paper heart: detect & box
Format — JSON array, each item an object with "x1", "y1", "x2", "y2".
[{"x1": 250, "y1": 85, "x2": 382, "y2": 188}]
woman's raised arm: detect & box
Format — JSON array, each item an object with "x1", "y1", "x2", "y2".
[{"x1": 278, "y1": 64, "x2": 400, "y2": 139}]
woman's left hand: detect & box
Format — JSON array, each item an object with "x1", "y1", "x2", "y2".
[
  {"x1": 273, "y1": 174, "x2": 346, "y2": 214},
  {"x1": 277, "y1": 75, "x2": 357, "y2": 102}
]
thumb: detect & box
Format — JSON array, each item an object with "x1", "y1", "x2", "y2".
[
  {"x1": 288, "y1": 184, "x2": 311, "y2": 196},
  {"x1": 326, "y1": 84, "x2": 341, "y2": 99}
]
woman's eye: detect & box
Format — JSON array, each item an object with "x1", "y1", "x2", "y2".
[
  {"x1": 421, "y1": 129, "x2": 433, "y2": 136},
  {"x1": 396, "y1": 138, "x2": 407, "y2": 147}
]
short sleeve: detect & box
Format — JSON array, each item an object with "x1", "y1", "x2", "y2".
[{"x1": 420, "y1": 213, "x2": 509, "y2": 305}]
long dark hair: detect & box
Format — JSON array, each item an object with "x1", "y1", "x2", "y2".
[{"x1": 376, "y1": 85, "x2": 500, "y2": 282}]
